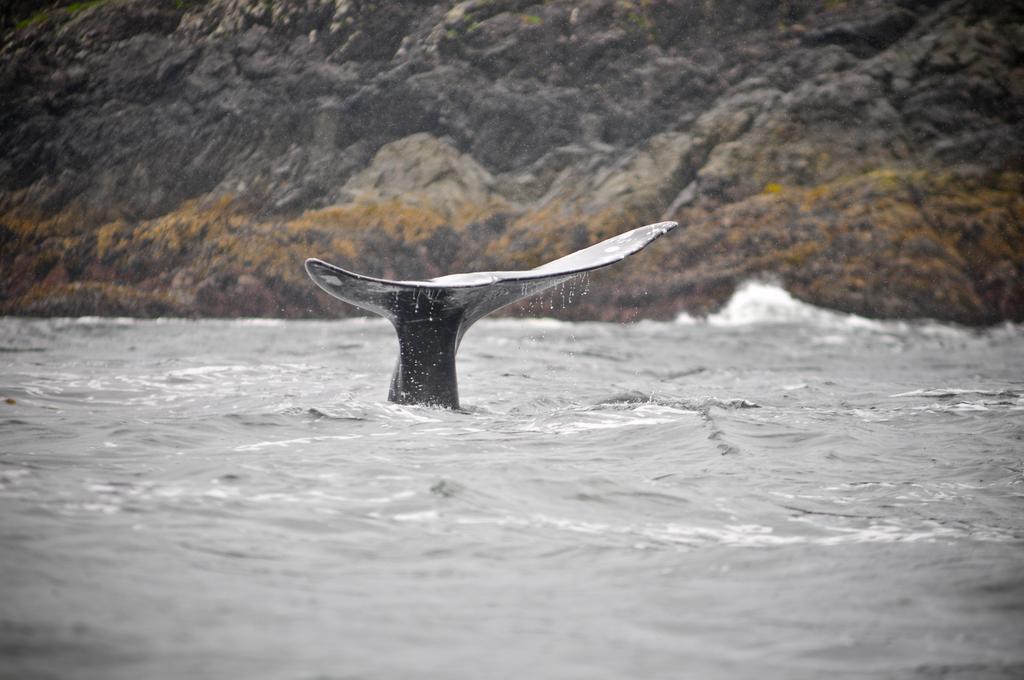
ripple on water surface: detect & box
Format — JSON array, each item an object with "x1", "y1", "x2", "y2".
[{"x1": 0, "y1": 306, "x2": 1022, "y2": 679}]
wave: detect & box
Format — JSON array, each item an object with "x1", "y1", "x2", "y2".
[
  {"x1": 678, "y1": 281, "x2": 1024, "y2": 336},
  {"x1": 891, "y1": 388, "x2": 1022, "y2": 399},
  {"x1": 677, "y1": 281, "x2": 886, "y2": 328}
]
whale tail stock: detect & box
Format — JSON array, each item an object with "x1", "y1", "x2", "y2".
[{"x1": 305, "y1": 220, "x2": 677, "y2": 409}]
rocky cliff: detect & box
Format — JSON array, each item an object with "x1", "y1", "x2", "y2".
[{"x1": 2, "y1": 0, "x2": 1022, "y2": 322}]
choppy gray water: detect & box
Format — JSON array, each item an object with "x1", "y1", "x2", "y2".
[{"x1": 1, "y1": 284, "x2": 1022, "y2": 680}]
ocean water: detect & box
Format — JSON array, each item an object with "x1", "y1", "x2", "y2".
[{"x1": 1, "y1": 283, "x2": 1022, "y2": 679}]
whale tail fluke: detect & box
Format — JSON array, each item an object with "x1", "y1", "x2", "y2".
[{"x1": 305, "y1": 220, "x2": 677, "y2": 408}]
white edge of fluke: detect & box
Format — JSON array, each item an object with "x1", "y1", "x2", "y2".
[{"x1": 304, "y1": 221, "x2": 677, "y2": 289}]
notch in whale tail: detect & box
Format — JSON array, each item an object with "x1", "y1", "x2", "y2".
[{"x1": 305, "y1": 221, "x2": 677, "y2": 409}]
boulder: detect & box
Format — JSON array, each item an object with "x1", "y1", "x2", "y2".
[{"x1": 340, "y1": 133, "x2": 499, "y2": 216}]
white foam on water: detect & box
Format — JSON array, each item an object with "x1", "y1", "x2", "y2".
[
  {"x1": 393, "y1": 509, "x2": 440, "y2": 522},
  {"x1": 699, "y1": 281, "x2": 885, "y2": 328},
  {"x1": 682, "y1": 281, "x2": 1024, "y2": 337},
  {"x1": 68, "y1": 316, "x2": 141, "y2": 325},
  {"x1": 674, "y1": 311, "x2": 700, "y2": 325},
  {"x1": 227, "y1": 318, "x2": 289, "y2": 326},
  {"x1": 891, "y1": 387, "x2": 1020, "y2": 398},
  {"x1": 168, "y1": 364, "x2": 250, "y2": 377},
  {"x1": 233, "y1": 434, "x2": 362, "y2": 452},
  {"x1": 446, "y1": 513, "x2": 1016, "y2": 548},
  {"x1": 890, "y1": 387, "x2": 1024, "y2": 412},
  {"x1": 484, "y1": 316, "x2": 569, "y2": 329}
]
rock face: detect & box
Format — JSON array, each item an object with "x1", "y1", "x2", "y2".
[
  {"x1": 341, "y1": 133, "x2": 499, "y2": 216},
  {"x1": 1, "y1": 0, "x2": 1022, "y2": 323}
]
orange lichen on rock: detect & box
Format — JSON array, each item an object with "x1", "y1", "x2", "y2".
[
  {"x1": 1, "y1": 165, "x2": 1021, "y2": 323},
  {"x1": 662, "y1": 169, "x2": 1024, "y2": 323}
]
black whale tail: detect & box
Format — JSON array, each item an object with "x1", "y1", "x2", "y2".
[
  {"x1": 305, "y1": 220, "x2": 677, "y2": 409},
  {"x1": 384, "y1": 289, "x2": 464, "y2": 408},
  {"x1": 304, "y1": 261, "x2": 579, "y2": 409}
]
